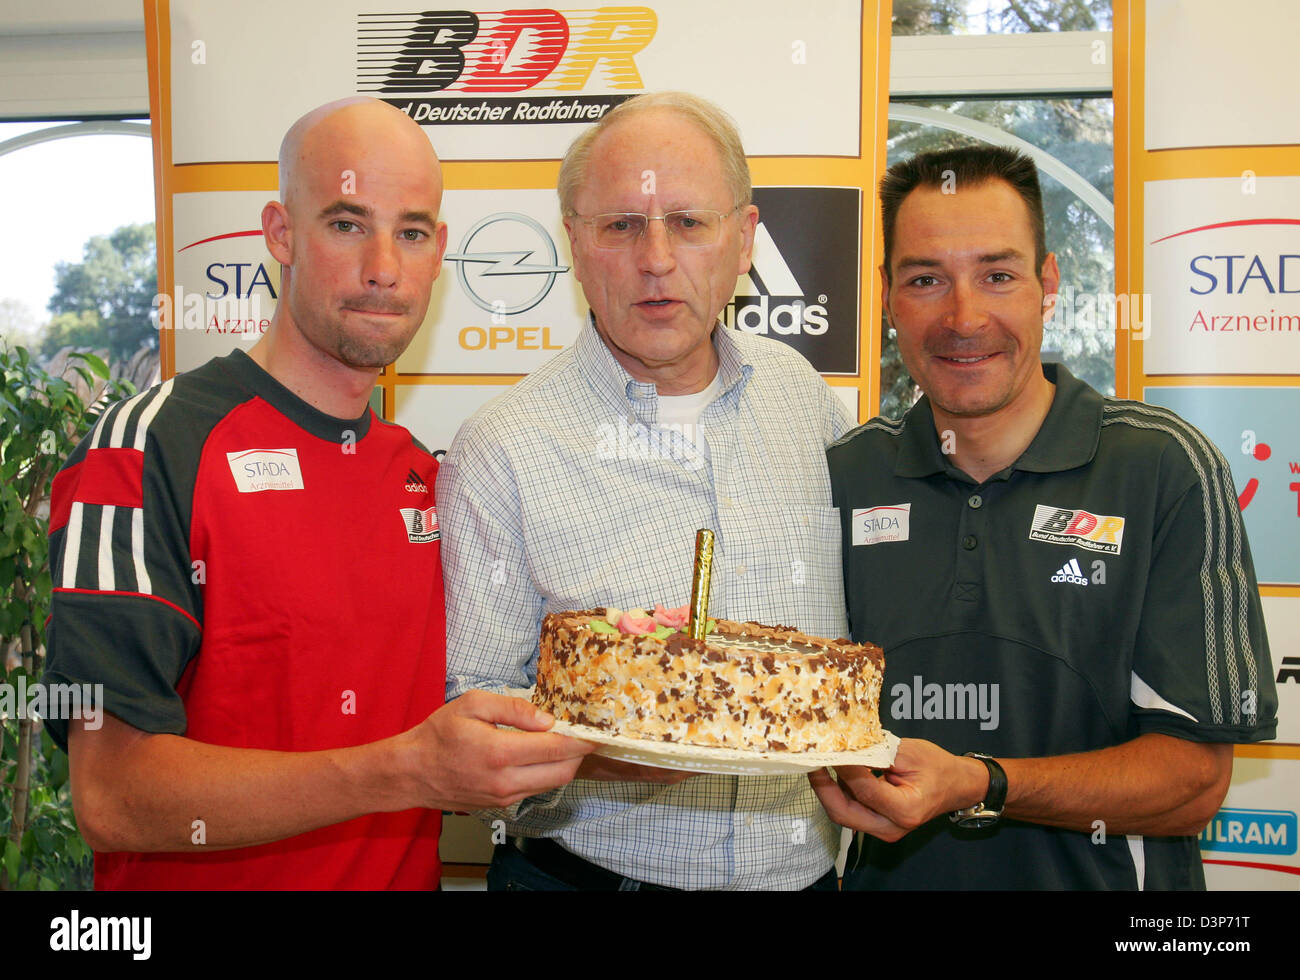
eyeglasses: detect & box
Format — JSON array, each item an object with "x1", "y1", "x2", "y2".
[{"x1": 570, "y1": 206, "x2": 744, "y2": 249}]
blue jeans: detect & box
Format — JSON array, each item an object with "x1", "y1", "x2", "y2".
[{"x1": 486, "y1": 841, "x2": 839, "y2": 891}]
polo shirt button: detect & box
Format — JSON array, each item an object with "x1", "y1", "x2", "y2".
[
  {"x1": 962, "y1": 535, "x2": 977, "y2": 550},
  {"x1": 735, "y1": 565, "x2": 746, "y2": 576},
  {"x1": 968, "y1": 494, "x2": 983, "y2": 509}
]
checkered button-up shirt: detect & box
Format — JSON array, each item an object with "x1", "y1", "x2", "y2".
[{"x1": 438, "y1": 317, "x2": 854, "y2": 890}]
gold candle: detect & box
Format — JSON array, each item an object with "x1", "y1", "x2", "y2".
[{"x1": 687, "y1": 528, "x2": 716, "y2": 639}]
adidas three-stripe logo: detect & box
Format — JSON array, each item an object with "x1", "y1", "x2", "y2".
[
  {"x1": 60, "y1": 378, "x2": 175, "y2": 596},
  {"x1": 1051, "y1": 557, "x2": 1089, "y2": 586}
]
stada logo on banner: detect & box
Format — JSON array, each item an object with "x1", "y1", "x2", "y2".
[
  {"x1": 1143, "y1": 176, "x2": 1300, "y2": 376},
  {"x1": 357, "y1": 7, "x2": 657, "y2": 125},
  {"x1": 170, "y1": 191, "x2": 281, "y2": 372}
]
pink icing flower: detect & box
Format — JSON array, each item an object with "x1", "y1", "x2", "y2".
[
  {"x1": 617, "y1": 608, "x2": 658, "y2": 635},
  {"x1": 652, "y1": 604, "x2": 690, "y2": 629}
]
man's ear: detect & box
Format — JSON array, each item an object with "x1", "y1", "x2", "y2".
[
  {"x1": 1040, "y1": 252, "x2": 1061, "y2": 324},
  {"x1": 562, "y1": 216, "x2": 584, "y2": 284},
  {"x1": 879, "y1": 263, "x2": 892, "y2": 326},
  {"x1": 430, "y1": 221, "x2": 450, "y2": 280},
  {"x1": 736, "y1": 204, "x2": 759, "y2": 276},
  {"x1": 262, "y1": 200, "x2": 292, "y2": 267}
]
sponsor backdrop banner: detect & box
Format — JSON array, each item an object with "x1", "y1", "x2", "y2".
[
  {"x1": 145, "y1": 0, "x2": 889, "y2": 415},
  {"x1": 395, "y1": 188, "x2": 586, "y2": 376},
  {"x1": 1261, "y1": 597, "x2": 1300, "y2": 745},
  {"x1": 1116, "y1": 0, "x2": 1300, "y2": 885},
  {"x1": 1201, "y1": 754, "x2": 1300, "y2": 889},
  {"x1": 1141, "y1": 387, "x2": 1300, "y2": 588},
  {"x1": 1143, "y1": 178, "x2": 1300, "y2": 377},
  {"x1": 170, "y1": 191, "x2": 279, "y2": 372},
  {"x1": 145, "y1": 0, "x2": 891, "y2": 869},
  {"x1": 167, "y1": 1, "x2": 865, "y2": 163}
]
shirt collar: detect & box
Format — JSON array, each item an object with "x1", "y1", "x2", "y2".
[
  {"x1": 895, "y1": 362, "x2": 1102, "y2": 479},
  {"x1": 224, "y1": 348, "x2": 373, "y2": 443},
  {"x1": 574, "y1": 312, "x2": 753, "y2": 423}
]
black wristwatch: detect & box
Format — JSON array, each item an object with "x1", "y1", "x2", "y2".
[{"x1": 950, "y1": 752, "x2": 1007, "y2": 829}]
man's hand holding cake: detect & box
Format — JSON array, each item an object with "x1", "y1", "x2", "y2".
[
  {"x1": 398, "y1": 690, "x2": 598, "y2": 811},
  {"x1": 810, "y1": 739, "x2": 995, "y2": 843}
]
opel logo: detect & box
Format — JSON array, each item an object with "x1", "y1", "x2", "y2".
[{"x1": 443, "y1": 212, "x2": 570, "y2": 315}]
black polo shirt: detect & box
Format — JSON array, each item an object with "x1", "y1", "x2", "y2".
[{"x1": 827, "y1": 363, "x2": 1276, "y2": 890}]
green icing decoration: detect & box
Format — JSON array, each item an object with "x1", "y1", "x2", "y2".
[{"x1": 589, "y1": 619, "x2": 619, "y2": 634}]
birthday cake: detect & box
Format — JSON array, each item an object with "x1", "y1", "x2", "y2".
[{"x1": 534, "y1": 605, "x2": 884, "y2": 753}]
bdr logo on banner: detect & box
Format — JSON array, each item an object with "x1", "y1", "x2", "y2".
[{"x1": 358, "y1": 7, "x2": 657, "y2": 95}]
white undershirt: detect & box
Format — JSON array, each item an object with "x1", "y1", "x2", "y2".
[{"x1": 656, "y1": 373, "x2": 723, "y2": 459}]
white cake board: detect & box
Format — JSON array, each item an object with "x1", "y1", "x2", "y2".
[{"x1": 508, "y1": 688, "x2": 898, "y2": 776}]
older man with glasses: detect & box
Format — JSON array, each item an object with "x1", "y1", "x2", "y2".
[{"x1": 437, "y1": 91, "x2": 856, "y2": 890}]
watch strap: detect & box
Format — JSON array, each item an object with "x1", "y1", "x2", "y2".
[{"x1": 949, "y1": 753, "x2": 1007, "y2": 828}]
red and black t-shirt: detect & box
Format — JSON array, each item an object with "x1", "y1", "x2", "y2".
[{"x1": 44, "y1": 349, "x2": 446, "y2": 890}]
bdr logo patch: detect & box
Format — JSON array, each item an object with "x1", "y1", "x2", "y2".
[{"x1": 1028, "y1": 504, "x2": 1125, "y2": 554}]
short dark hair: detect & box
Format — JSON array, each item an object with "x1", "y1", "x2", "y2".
[{"x1": 880, "y1": 144, "x2": 1046, "y2": 277}]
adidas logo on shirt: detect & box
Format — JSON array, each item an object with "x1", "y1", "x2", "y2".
[{"x1": 1051, "y1": 558, "x2": 1089, "y2": 586}]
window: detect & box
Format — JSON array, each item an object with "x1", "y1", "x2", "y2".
[
  {"x1": 880, "y1": 1, "x2": 1114, "y2": 416},
  {"x1": 0, "y1": 120, "x2": 156, "y2": 381}
]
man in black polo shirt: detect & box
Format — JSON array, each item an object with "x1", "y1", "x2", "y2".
[{"x1": 813, "y1": 145, "x2": 1276, "y2": 889}]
